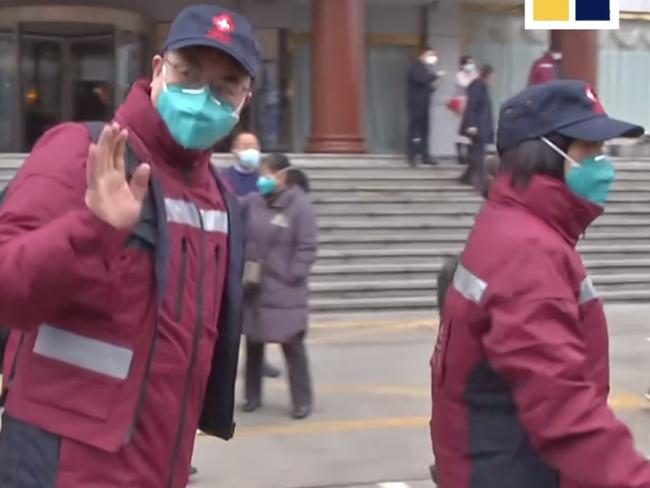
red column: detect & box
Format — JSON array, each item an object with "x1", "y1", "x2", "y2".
[
  {"x1": 307, "y1": 0, "x2": 367, "y2": 153},
  {"x1": 553, "y1": 30, "x2": 599, "y2": 88}
]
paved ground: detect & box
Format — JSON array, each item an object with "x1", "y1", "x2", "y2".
[{"x1": 191, "y1": 304, "x2": 650, "y2": 488}]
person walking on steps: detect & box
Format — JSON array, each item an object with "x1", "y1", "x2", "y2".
[
  {"x1": 459, "y1": 64, "x2": 496, "y2": 193},
  {"x1": 241, "y1": 153, "x2": 318, "y2": 420},
  {"x1": 448, "y1": 55, "x2": 478, "y2": 166},
  {"x1": 406, "y1": 46, "x2": 443, "y2": 167},
  {"x1": 432, "y1": 80, "x2": 650, "y2": 488},
  {"x1": 0, "y1": 5, "x2": 260, "y2": 487}
]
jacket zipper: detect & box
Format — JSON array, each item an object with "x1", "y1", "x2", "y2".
[
  {"x1": 167, "y1": 208, "x2": 206, "y2": 488},
  {"x1": 175, "y1": 238, "x2": 188, "y2": 322}
]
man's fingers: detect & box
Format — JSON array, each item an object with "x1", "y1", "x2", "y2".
[
  {"x1": 129, "y1": 164, "x2": 151, "y2": 203},
  {"x1": 113, "y1": 129, "x2": 128, "y2": 173},
  {"x1": 86, "y1": 144, "x2": 100, "y2": 190},
  {"x1": 95, "y1": 124, "x2": 115, "y2": 173}
]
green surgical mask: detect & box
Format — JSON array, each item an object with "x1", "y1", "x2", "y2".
[
  {"x1": 157, "y1": 65, "x2": 242, "y2": 150},
  {"x1": 542, "y1": 137, "x2": 615, "y2": 206}
]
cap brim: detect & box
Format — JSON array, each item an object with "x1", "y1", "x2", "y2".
[
  {"x1": 557, "y1": 115, "x2": 644, "y2": 141},
  {"x1": 165, "y1": 38, "x2": 256, "y2": 78}
]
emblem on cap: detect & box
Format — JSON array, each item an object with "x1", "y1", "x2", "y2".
[
  {"x1": 208, "y1": 13, "x2": 235, "y2": 44},
  {"x1": 585, "y1": 86, "x2": 605, "y2": 114}
]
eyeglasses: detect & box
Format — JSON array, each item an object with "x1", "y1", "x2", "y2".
[{"x1": 163, "y1": 57, "x2": 251, "y2": 103}]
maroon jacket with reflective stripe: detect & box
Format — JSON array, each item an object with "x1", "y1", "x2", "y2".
[
  {"x1": 431, "y1": 175, "x2": 650, "y2": 488},
  {"x1": 528, "y1": 52, "x2": 560, "y2": 86},
  {"x1": 0, "y1": 81, "x2": 243, "y2": 488}
]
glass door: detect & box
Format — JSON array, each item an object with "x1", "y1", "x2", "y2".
[
  {"x1": 20, "y1": 34, "x2": 63, "y2": 151},
  {"x1": 69, "y1": 34, "x2": 114, "y2": 122},
  {"x1": 0, "y1": 29, "x2": 18, "y2": 152}
]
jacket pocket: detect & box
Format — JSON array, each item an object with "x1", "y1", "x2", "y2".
[{"x1": 175, "y1": 238, "x2": 188, "y2": 322}]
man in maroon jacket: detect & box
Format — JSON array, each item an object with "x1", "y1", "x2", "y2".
[
  {"x1": 0, "y1": 5, "x2": 258, "y2": 487},
  {"x1": 528, "y1": 41, "x2": 563, "y2": 86},
  {"x1": 431, "y1": 80, "x2": 650, "y2": 488}
]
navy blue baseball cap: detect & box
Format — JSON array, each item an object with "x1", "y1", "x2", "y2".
[
  {"x1": 163, "y1": 4, "x2": 261, "y2": 79},
  {"x1": 497, "y1": 80, "x2": 644, "y2": 155}
]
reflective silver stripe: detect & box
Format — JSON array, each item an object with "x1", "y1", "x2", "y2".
[
  {"x1": 579, "y1": 276, "x2": 598, "y2": 304},
  {"x1": 165, "y1": 198, "x2": 229, "y2": 234},
  {"x1": 200, "y1": 209, "x2": 229, "y2": 234},
  {"x1": 452, "y1": 263, "x2": 487, "y2": 304},
  {"x1": 33, "y1": 325, "x2": 133, "y2": 380}
]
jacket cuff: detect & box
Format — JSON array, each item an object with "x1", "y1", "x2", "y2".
[{"x1": 73, "y1": 207, "x2": 133, "y2": 258}]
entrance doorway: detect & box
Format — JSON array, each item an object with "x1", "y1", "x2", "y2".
[{"x1": 21, "y1": 24, "x2": 114, "y2": 151}]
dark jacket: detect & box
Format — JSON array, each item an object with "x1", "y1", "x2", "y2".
[
  {"x1": 407, "y1": 60, "x2": 437, "y2": 114},
  {"x1": 460, "y1": 78, "x2": 494, "y2": 144},
  {"x1": 528, "y1": 52, "x2": 561, "y2": 86},
  {"x1": 221, "y1": 164, "x2": 259, "y2": 197},
  {"x1": 431, "y1": 174, "x2": 650, "y2": 488},
  {"x1": 0, "y1": 80, "x2": 244, "y2": 488},
  {"x1": 242, "y1": 186, "x2": 318, "y2": 343}
]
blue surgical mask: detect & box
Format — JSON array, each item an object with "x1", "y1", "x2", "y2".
[
  {"x1": 238, "y1": 148, "x2": 261, "y2": 170},
  {"x1": 541, "y1": 137, "x2": 615, "y2": 206},
  {"x1": 256, "y1": 176, "x2": 278, "y2": 196},
  {"x1": 157, "y1": 66, "x2": 242, "y2": 150}
]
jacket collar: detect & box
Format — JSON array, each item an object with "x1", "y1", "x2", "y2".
[
  {"x1": 489, "y1": 174, "x2": 603, "y2": 247},
  {"x1": 115, "y1": 79, "x2": 211, "y2": 172},
  {"x1": 267, "y1": 186, "x2": 301, "y2": 209}
]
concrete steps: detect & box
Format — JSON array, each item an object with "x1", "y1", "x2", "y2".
[{"x1": 3, "y1": 153, "x2": 650, "y2": 315}]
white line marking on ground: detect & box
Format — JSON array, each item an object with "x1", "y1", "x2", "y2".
[{"x1": 378, "y1": 483, "x2": 411, "y2": 488}]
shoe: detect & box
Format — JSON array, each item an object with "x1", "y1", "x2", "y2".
[
  {"x1": 242, "y1": 400, "x2": 261, "y2": 413},
  {"x1": 263, "y1": 362, "x2": 281, "y2": 378},
  {"x1": 407, "y1": 158, "x2": 417, "y2": 168},
  {"x1": 422, "y1": 157, "x2": 439, "y2": 166},
  {"x1": 291, "y1": 405, "x2": 311, "y2": 420},
  {"x1": 190, "y1": 466, "x2": 198, "y2": 476}
]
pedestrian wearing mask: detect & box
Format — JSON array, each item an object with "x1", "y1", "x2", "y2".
[
  {"x1": 241, "y1": 153, "x2": 318, "y2": 420},
  {"x1": 221, "y1": 132, "x2": 283, "y2": 380},
  {"x1": 431, "y1": 80, "x2": 650, "y2": 488},
  {"x1": 222, "y1": 131, "x2": 263, "y2": 196},
  {"x1": 406, "y1": 46, "x2": 443, "y2": 167},
  {"x1": 528, "y1": 40, "x2": 563, "y2": 86},
  {"x1": 448, "y1": 55, "x2": 478, "y2": 166},
  {"x1": 459, "y1": 64, "x2": 496, "y2": 192},
  {"x1": 0, "y1": 5, "x2": 259, "y2": 487}
]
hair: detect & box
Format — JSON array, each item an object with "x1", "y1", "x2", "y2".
[
  {"x1": 480, "y1": 64, "x2": 495, "y2": 80},
  {"x1": 499, "y1": 133, "x2": 573, "y2": 189},
  {"x1": 231, "y1": 131, "x2": 258, "y2": 149},
  {"x1": 422, "y1": 45, "x2": 435, "y2": 53},
  {"x1": 262, "y1": 153, "x2": 311, "y2": 193},
  {"x1": 459, "y1": 55, "x2": 473, "y2": 68}
]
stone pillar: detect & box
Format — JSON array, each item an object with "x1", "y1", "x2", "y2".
[
  {"x1": 553, "y1": 30, "x2": 599, "y2": 88},
  {"x1": 307, "y1": 0, "x2": 367, "y2": 153}
]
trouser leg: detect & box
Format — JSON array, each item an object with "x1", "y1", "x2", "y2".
[
  {"x1": 245, "y1": 340, "x2": 265, "y2": 404},
  {"x1": 281, "y1": 334, "x2": 313, "y2": 409}
]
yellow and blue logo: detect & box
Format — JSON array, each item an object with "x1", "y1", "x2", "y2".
[{"x1": 525, "y1": 0, "x2": 620, "y2": 30}]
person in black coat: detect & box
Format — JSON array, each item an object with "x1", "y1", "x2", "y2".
[
  {"x1": 459, "y1": 64, "x2": 496, "y2": 192},
  {"x1": 406, "y1": 47, "x2": 442, "y2": 166}
]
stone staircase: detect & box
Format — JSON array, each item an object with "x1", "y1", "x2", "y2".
[
  {"x1": 291, "y1": 155, "x2": 650, "y2": 315},
  {"x1": 2, "y1": 153, "x2": 650, "y2": 316}
]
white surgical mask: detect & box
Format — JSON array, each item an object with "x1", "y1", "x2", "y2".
[
  {"x1": 425, "y1": 55, "x2": 438, "y2": 65},
  {"x1": 551, "y1": 51, "x2": 563, "y2": 61}
]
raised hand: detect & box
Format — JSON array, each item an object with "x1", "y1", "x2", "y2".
[{"x1": 85, "y1": 123, "x2": 151, "y2": 230}]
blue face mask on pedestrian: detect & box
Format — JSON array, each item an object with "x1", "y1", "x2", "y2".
[
  {"x1": 156, "y1": 65, "x2": 245, "y2": 150},
  {"x1": 542, "y1": 137, "x2": 615, "y2": 206}
]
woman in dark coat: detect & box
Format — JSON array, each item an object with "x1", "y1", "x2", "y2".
[
  {"x1": 459, "y1": 64, "x2": 496, "y2": 192},
  {"x1": 241, "y1": 153, "x2": 318, "y2": 419}
]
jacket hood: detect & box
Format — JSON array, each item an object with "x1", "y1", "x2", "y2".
[
  {"x1": 489, "y1": 174, "x2": 603, "y2": 247},
  {"x1": 115, "y1": 79, "x2": 212, "y2": 171}
]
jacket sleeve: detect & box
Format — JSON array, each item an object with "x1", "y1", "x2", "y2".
[
  {"x1": 484, "y1": 248, "x2": 650, "y2": 488},
  {"x1": 462, "y1": 82, "x2": 482, "y2": 131},
  {"x1": 0, "y1": 125, "x2": 130, "y2": 330},
  {"x1": 288, "y1": 195, "x2": 318, "y2": 284}
]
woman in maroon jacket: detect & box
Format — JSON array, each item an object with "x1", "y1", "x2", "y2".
[{"x1": 431, "y1": 80, "x2": 650, "y2": 488}]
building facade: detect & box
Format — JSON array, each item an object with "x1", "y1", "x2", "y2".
[{"x1": 1, "y1": 0, "x2": 650, "y2": 156}]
